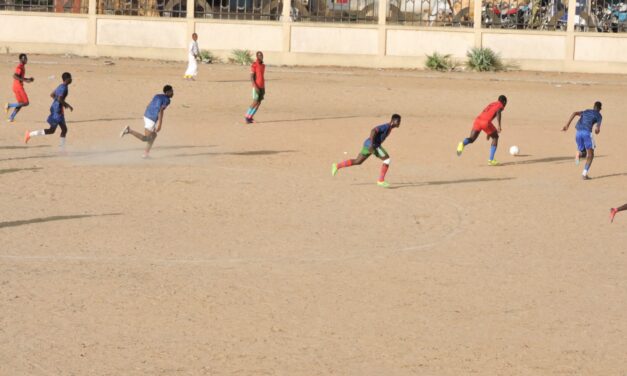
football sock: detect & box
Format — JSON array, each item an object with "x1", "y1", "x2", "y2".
[
  {"x1": 337, "y1": 160, "x2": 352, "y2": 169},
  {"x1": 379, "y1": 163, "x2": 389, "y2": 182},
  {"x1": 29, "y1": 130, "x2": 45, "y2": 137},
  {"x1": 489, "y1": 145, "x2": 497, "y2": 160},
  {"x1": 463, "y1": 138, "x2": 471, "y2": 146}
]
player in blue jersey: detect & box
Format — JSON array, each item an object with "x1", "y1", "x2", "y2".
[
  {"x1": 331, "y1": 114, "x2": 401, "y2": 188},
  {"x1": 24, "y1": 72, "x2": 73, "y2": 149},
  {"x1": 120, "y1": 85, "x2": 174, "y2": 158},
  {"x1": 562, "y1": 101, "x2": 602, "y2": 180}
]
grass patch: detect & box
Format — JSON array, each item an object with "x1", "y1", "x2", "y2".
[
  {"x1": 465, "y1": 48, "x2": 505, "y2": 72},
  {"x1": 425, "y1": 52, "x2": 457, "y2": 72},
  {"x1": 199, "y1": 50, "x2": 220, "y2": 64},
  {"x1": 229, "y1": 49, "x2": 254, "y2": 65}
]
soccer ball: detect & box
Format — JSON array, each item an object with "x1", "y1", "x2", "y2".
[{"x1": 509, "y1": 145, "x2": 520, "y2": 156}]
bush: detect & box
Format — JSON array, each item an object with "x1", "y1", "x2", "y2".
[
  {"x1": 199, "y1": 50, "x2": 219, "y2": 64},
  {"x1": 425, "y1": 52, "x2": 456, "y2": 72},
  {"x1": 229, "y1": 49, "x2": 254, "y2": 65},
  {"x1": 465, "y1": 48, "x2": 505, "y2": 72}
]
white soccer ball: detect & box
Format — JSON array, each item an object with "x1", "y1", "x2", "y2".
[{"x1": 509, "y1": 145, "x2": 520, "y2": 156}]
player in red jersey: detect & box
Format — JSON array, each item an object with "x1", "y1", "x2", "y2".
[
  {"x1": 244, "y1": 51, "x2": 265, "y2": 124},
  {"x1": 456, "y1": 95, "x2": 507, "y2": 166},
  {"x1": 4, "y1": 54, "x2": 34, "y2": 123},
  {"x1": 610, "y1": 204, "x2": 627, "y2": 223}
]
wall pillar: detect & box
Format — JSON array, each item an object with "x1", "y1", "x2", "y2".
[
  {"x1": 282, "y1": 0, "x2": 292, "y2": 54},
  {"x1": 473, "y1": 0, "x2": 482, "y2": 48},
  {"x1": 565, "y1": 0, "x2": 577, "y2": 68},
  {"x1": 87, "y1": 0, "x2": 97, "y2": 55},
  {"x1": 186, "y1": 0, "x2": 195, "y2": 54},
  {"x1": 377, "y1": 0, "x2": 387, "y2": 57}
]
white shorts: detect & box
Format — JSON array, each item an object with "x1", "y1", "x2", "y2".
[{"x1": 144, "y1": 117, "x2": 157, "y2": 132}]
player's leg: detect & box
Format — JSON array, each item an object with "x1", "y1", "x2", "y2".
[
  {"x1": 374, "y1": 147, "x2": 391, "y2": 187},
  {"x1": 457, "y1": 128, "x2": 480, "y2": 156},
  {"x1": 58, "y1": 119, "x2": 68, "y2": 149},
  {"x1": 25, "y1": 116, "x2": 57, "y2": 143},
  {"x1": 7, "y1": 89, "x2": 29, "y2": 122},
  {"x1": 143, "y1": 130, "x2": 157, "y2": 157},
  {"x1": 488, "y1": 131, "x2": 499, "y2": 165},
  {"x1": 610, "y1": 203, "x2": 627, "y2": 222},
  {"x1": 575, "y1": 131, "x2": 587, "y2": 165},
  {"x1": 332, "y1": 148, "x2": 370, "y2": 176},
  {"x1": 582, "y1": 147, "x2": 594, "y2": 179}
]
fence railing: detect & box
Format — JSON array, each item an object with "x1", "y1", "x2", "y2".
[
  {"x1": 387, "y1": 0, "x2": 473, "y2": 27},
  {"x1": 481, "y1": 0, "x2": 567, "y2": 30},
  {"x1": 0, "y1": 0, "x2": 88, "y2": 13},
  {"x1": 97, "y1": 0, "x2": 186, "y2": 16},
  {"x1": 193, "y1": 0, "x2": 281, "y2": 20},
  {"x1": 581, "y1": 0, "x2": 627, "y2": 32}
]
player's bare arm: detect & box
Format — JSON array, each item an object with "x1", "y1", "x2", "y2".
[
  {"x1": 157, "y1": 107, "x2": 165, "y2": 132},
  {"x1": 562, "y1": 111, "x2": 581, "y2": 131},
  {"x1": 496, "y1": 110, "x2": 503, "y2": 132},
  {"x1": 368, "y1": 128, "x2": 378, "y2": 152}
]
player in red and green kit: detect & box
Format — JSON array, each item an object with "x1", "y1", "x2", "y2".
[
  {"x1": 331, "y1": 114, "x2": 401, "y2": 188},
  {"x1": 4, "y1": 54, "x2": 34, "y2": 123},
  {"x1": 456, "y1": 95, "x2": 507, "y2": 166},
  {"x1": 244, "y1": 51, "x2": 265, "y2": 124}
]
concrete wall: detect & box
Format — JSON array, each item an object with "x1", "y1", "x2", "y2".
[{"x1": 1, "y1": 0, "x2": 627, "y2": 74}]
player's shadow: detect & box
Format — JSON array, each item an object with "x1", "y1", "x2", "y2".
[
  {"x1": 258, "y1": 115, "x2": 362, "y2": 124},
  {"x1": 500, "y1": 156, "x2": 576, "y2": 166},
  {"x1": 591, "y1": 172, "x2": 627, "y2": 180},
  {"x1": 0, "y1": 145, "x2": 49, "y2": 150},
  {"x1": 0, "y1": 167, "x2": 42, "y2": 175},
  {"x1": 72, "y1": 117, "x2": 136, "y2": 124},
  {"x1": 387, "y1": 177, "x2": 515, "y2": 189},
  {"x1": 170, "y1": 149, "x2": 296, "y2": 158},
  {"x1": 0, "y1": 154, "x2": 57, "y2": 162},
  {"x1": 0, "y1": 213, "x2": 121, "y2": 229},
  {"x1": 71, "y1": 145, "x2": 217, "y2": 157}
]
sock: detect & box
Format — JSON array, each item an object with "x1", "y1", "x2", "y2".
[
  {"x1": 59, "y1": 137, "x2": 66, "y2": 148},
  {"x1": 337, "y1": 160, "x2": 352, "y2": 169},
  {"x1": 378, "y1": 163, "x2": 389, "y2": 182},
  {"x1": 29, "y1": 130, "x2": 45, "y2": 137},
  {"x1": 245, "y1": 108, "x2": 253, "y2": 118},
  {"x1": 250, "y1": 107, "x2": 259, "y2": 117},
  {"x1": 583, "y1": 163, "x2": 590, "y2": 176},
  {"x1": 463, "y1": 138, "x2": 471, "y2": 146},
  {"x1": 7, "y1": 103, "x2": 20, "y2": 108},
  {"x1": 9, "y1": 109, "x2": 18, "y2": 120},
  {"x1": 489, "y1": 145, "x2": 497, "y2": 160}
]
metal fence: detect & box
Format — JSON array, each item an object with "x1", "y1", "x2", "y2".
[
  {"x1": 97, "y1": 0, "x2": 186, "y2": 16},
  {"x1": 481, "y1": 0, "x2": 567, "y2": 30},
  {"x1": 194, "y1": 0, "x2": 282, "y2": 19},
  {"x1": 584, "y1": 0, "x2": 627, "y2": 32},
  {"x1": 387, "y1": 0, "x2": 473, "y2": 26},
  {"x1": 289, "y1": 0, "x2": 378, "y2": 23},
  {"x1": 0, "y1": 0, "x2": 88, "y2": 12}
]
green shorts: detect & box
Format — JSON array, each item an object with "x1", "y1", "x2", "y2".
[
  {"x1": 360, "y1": 145, "x2": 388, "y2": 157},
  {"x1": 252, "y1": 87, "x2": 265, "y2": 101}
]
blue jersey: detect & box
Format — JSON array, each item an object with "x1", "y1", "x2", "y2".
[
  {"x1": 144, "y1": 94, "x2": 171, "y2": 122},
  {"x1": 575, "y1": 109, "x2": 602, "y2": 132},
  {"x1": 50, "y1": 83, "x2": 68, "y2": 116},
  {"x1": 363, "y1": 123, "x2": 392, "y2": 148}
]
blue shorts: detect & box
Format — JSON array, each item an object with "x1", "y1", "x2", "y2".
[
  {"x1": 576, "y1": 130, "x2": 595, "y2": 151},
  {"x1": 47, "y1": 114, "x2": 66, "y2": 128}
]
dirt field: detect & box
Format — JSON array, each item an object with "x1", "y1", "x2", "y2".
[{"x1": 1, "y1": 55, "x2": 626, "y2": 375}]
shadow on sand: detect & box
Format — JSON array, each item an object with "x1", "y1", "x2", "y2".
[
  {"x1": 386, "y1": 177, "x2": 515, "y2": 190},
  {"x1": 258, "y1": 115, "x2": 362, "y2": 124},
  {"x1": 171, "y1": 150, "x2": 296, "y2": 158},
  {"x1": 0, "y1": 167, "x2": 42, "y2": 175},
  {"x1": 0, "y1": 213, "x2": 121, "y2": 229}
]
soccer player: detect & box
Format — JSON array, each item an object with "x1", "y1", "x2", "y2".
[
  {"x1": 562, "y1": 101, "x2": 602, "y2": 180},
  {"x1": 331, "y1": 114, "x2": 401, "y2": 188},
  {"x1": 184, "y1": 33, "x2": 199, "y2": 80},
  {"x1": 4, "y1": 53, "x2": 34, "y2": 123},
  {"x1": 244, "y1": 51, "x2": 265, "y2": 124},
  {"x1": 610, "y1": 204, "x2": 627, "y2": 223},
  {"x1": 456, "y1": 95, "x2": 507, "y2": 166},
  {"x1": 24, "y1": 72, "x2": 73, "y2": 149},
  {"x1": 119, "y1": 85, "x2": 174, "y2": 158}
]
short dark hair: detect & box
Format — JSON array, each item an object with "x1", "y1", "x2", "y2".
[
  {"x1": 163, "y1": 85, "x2": 173, "y2": 93},
  {"x1": 498, "y1": 95, "x2": 507, "y2": 104},
  {"x1": 594, "y1": 101, "x2": 602, "y2": 110},
  {"x1": 391, "y1": 114, "x2": 401, "y2": 122},
  {"x1": 61, "y1": 72, "x2": 72, "y2": 81},
  {"x1": 19, "y1": 53, "x2": 27, "y2": 60}
]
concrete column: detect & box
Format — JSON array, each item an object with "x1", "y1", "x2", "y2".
[
  {"x1": 473, "y1": 0, "x2": 482, "y2": 48},
  {"x1": 565, "y1": 0, "x2": 576, "y2": 66},
  {"x1": 186, "y1": 0, "x2": 195, "y2": 42},
  {"x1": 87, "y1": 0, "x2": 97, "y2": 55},
  {"x1": 282, "y1": 0, "x2": 292, "y2": 55},
  {"x1": 377, "y1": 0, "x2": 387, "y2": 57}
]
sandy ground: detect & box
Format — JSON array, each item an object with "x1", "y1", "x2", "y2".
[{"x1": 0, "y1": 55, "x2": 626, "y2": 375}]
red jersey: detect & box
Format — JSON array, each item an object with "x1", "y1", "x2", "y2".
[
  {"x1": 13, "y1": 63, "x2": 25, "y2": 89},
  {"x1": 251, "y1": 60, "x2": 265, "y2": 89},
  {"x1": 476, "y1": 101, "x2": 504, "y2": 122}
]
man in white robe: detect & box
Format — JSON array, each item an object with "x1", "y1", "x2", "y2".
[{"x1": 184, "y1": 33, "x2": 199, "y2": 80}]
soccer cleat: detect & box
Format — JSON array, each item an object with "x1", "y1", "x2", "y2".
[
  {"x1": 120, "y1": 126, "x2": 130, "y2": 138},
  {"x1": 610, "y1": 208, "x2": 618, "y2": 223},
  {"x1": 245, "y1": 117, "x2": 254, "y2": 124},
  {"x1": 582, "y1": 175, "x2": 591, "y2": 180},
  {"x1": 331, "y1": 163, "x2": 338, "y2": 177},
  {"x1": 3, "y1": 103, "x2": 8, "y2": 115},
  {"x1": 142, "y1": 152, "x2": 150, "y2": 159},
  {"x1": 488, "y1": 159, "x2": 499, "y2": 166},
  {"x1": 456, "y1": 142, "x2": 464, "y2": 156},
  {"x1": 24, "y1": 131, "x2": 30, "y2": 144},
  {"x1": 377, "y1": 181, "x2": 390, "y2": 188}
]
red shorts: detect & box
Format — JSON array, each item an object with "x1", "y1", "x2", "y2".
[
  {"x1": 472, "y1": 119, "x2": 497, "y2": 136},
  {"x1": 13, "y1": 86, "x2": 29, "y2": 104}
]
